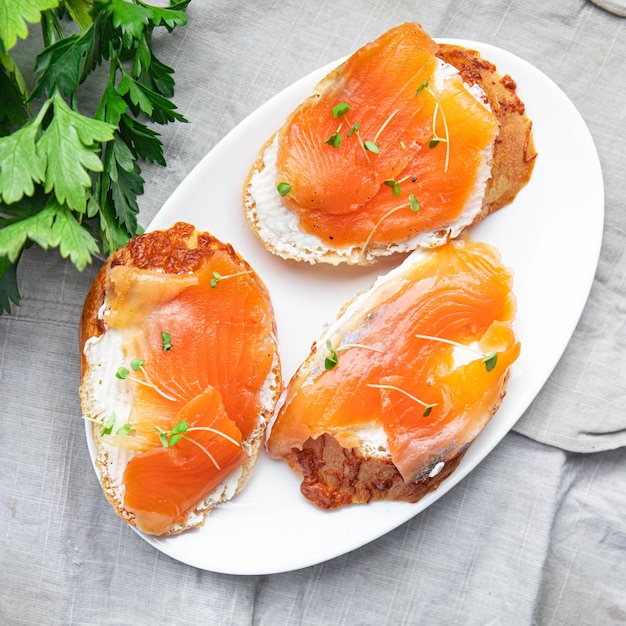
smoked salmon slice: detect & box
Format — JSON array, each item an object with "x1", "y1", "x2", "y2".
[
  {"x1": 276, "y1": 23, "x2": 439, "y2": 216},
  {"x1": 122, "y1": 386, "x2": 248, "y2": 536},
  {"x1": 274, "y1": 22, "x2": 498, "y2": 248},
  {"x1": 80, "y1": 223, "x2": 281, "y2": 535},
  {"x1": 265, "y1": 237, "x2": 519, "y2": 507}
]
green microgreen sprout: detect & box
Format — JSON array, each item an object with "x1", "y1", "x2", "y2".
[
  {"x1": 161, "y1": 332, "x2": 173, "y2": 351},
  {"x1": 210, "y1": 270, "x2": 254, "y2": 288},
  {"x1": 158, "y1": 419, "x2": 188, "y2": 447},
  {"x1": 327, "y1": 102, "x2": 397, "y2": 159},
  {"x1": 102, "y1": 412, "x2": 117, "y2": 435},
  {"x1": 332, "y1": 102, "x2": 351, "y2": 118},
  {"x1": 324, "y1": 341, "x2": 339, "y2": 370},
  {"x1": 415, "y1": 78, "x2": 450, "y2": 172},
  {"x1": 363, "y1": 108, "x2": 400, "y2": 155},
  {"x1": 383, "y1": 174, "x2": 415, "y2": 198},
  {"x1": 328, "y1": 102, "x2": 371, "y2": 160},
  {"x1": 363, "y1": 140, "x2": 379, "y2": 154},
  {"x1": 277, "y1": 182, "x2": 292, "y2": 197},
  {"x1": 324, "y1": 339, "x2": 384, "y2": 371},
  {"x1": 130, "y1": 358, "x2": 145, "y2": 371},
  {"x1": 115, "y1": 355, "x2": 179, "y2": 402},
  {"x1": 347, "y1": 121, "x2": 361, "y2": 137},
  {"x1": 367, "y1": 383, "x2": 437, "y2": 417},
  {"x1": 156, "y1": 419, "x2": 241, "y2": 470},
  {"x1": 384, "y1": 179, "x2": 402, "y2": 197},
  {"x1": 483, "y1": 353, "x2": 498, "y2": 372},
  {"x1": 415, "y1": 79, "x2": 429, "y2": 97},
  {"x1": 95, "y1": 412, "x2": 133, "y2": 437},
  {"x1": 325, "y1": 129, "x2": 342, "y2": 148},
  {"x1": 116, "y1": 423, "x2": 135, "y2": 436},
  {"x1": 115, "y1": 366, "x2": 129, "y2": 380},
  {"x1": 414, "y1": 333, "x2": 498, "y2": 372}
]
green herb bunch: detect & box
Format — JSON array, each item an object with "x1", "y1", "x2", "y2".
[{"x1": 0, "y1": 0, "x2": 190, "y2": 313}]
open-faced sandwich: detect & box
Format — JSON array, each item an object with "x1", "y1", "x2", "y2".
[
  {"x1": 244, "y1": 22, "x2": 536, "y2": 265},
  {"x1": 265, "y1": 236, "x2": 519, "y2": 508},
  {"x1": 79, "y1": 222, "x2": 281, "y2": 535}
]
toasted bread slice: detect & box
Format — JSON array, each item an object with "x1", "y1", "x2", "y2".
[
  {"x1": 265, "y1": 236, "x2": 519, "y2": 508},
  {"x1": 80, "y1": 222, "x2": 281, "y2": 535}
]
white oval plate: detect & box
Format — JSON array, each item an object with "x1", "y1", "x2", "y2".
[{"x1": 86, "y1": 39, "x2": 603, "y2": 574}]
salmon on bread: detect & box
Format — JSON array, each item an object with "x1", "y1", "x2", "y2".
[
  {"x1": 80, "y1": 222, "x2": 282, "y2": 535},
  {"x1": 265, "y1": 236, "x2": 519, "y2": 508},
  {"x1": 244, "y1": 23, "x2": 536, "y2": 265}
]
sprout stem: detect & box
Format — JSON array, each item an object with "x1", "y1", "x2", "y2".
[
  {"x1": 373, "y1": 108, "x2": 399, "y2": 143},
  {"x1": 185, "y1": 426, "x2": 241, "y2": 447},
  {"x1": 414, "y1": 333, "x2": 498, "y2": 372},
  {"x1": 181, "y1": 435, "x2": 221, "y2": 469},
  {"x1": 367, "y1": 383, "x2": 437, "y2": 417},
  {"x1": 358, "y1": 201, "x2": 412, "y2": 264},
  {"x1": 427, "y1": 89, "x2": 450, "y2": 172},
  {"x1": 131, "y1": 368, "x2": 179, "y2": 402}
]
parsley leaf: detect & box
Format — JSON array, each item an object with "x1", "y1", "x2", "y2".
[
  {"x1": 37, "y1": 94, "x2": 116, "y2": 213},
  {"x1": 0, "y1": 62, "x2": 29, "y2": 134},
  {"x1": 0, "y1": 0, "x2": 189, "y2": 314},
  {"x1": 0, "y1": 199, "x2": 59, "y2": 263},
  {"x1": 52, "y1": 202, "x2": 99, "y2": 270},
  {"x1": 118, "y1": 114, "x2": 166, "y2": 165},
  {"x1": 0, "y1": 123, "x2": 46, "y2": 203},
  {"x1": 30, "y1": 31, "x2": 92, "y2": 99},
  {"x1": 0, "y1": 0, "x2": 60, "y2": 53},
  {"x1": 118, "y1": 70, "x2": 187, "y2": 124}
]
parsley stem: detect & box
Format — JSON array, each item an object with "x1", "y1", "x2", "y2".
[{"x1": 41, "y1": 10, "x2": 62, "y2": 48}]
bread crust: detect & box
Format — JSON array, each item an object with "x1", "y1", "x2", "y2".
[
  {"x1": 283, "y1": 435, "x2": 467, "y2": 509},
  {"x1": 243, "y1": 41, "x2": 536, "y2": 265},
  {"x1": 79, "y1": 222, "x2": 281, "y2": 535},
  {"x1": 278, "y1": 375, "x2": 508, "y2": 509},
  {"x1": 436, "y1": 44, "x2": 537, "y2": 220}
]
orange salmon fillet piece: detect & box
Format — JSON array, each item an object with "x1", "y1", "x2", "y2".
[
  {"x1": 274, "y1": 22, "x2": 498, "y2": 248},
  {"x1": 276, "y1": 22, "x2": 439, "y2": 215},
  {"x1": 99, "y1": 231, "x2": 277, "y2": 534},
  {"x1": 266, "y1": 237, "x2": 519, "y2": 483}
]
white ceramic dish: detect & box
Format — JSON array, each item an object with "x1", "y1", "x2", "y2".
[{"x1": 86, "y1": 39, "x2": 604, "y2": 574}]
